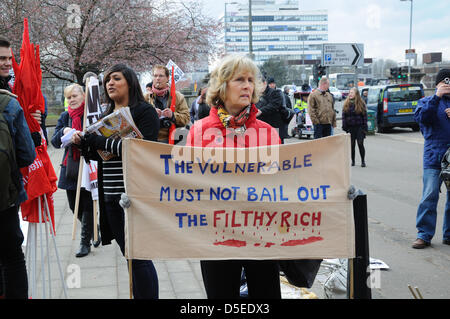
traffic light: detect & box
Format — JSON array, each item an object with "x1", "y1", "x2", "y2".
[
  {"x1": 398, "y1": 68, "x2": 407, "y2": 80},
  {"x1": 313, "y1": 64, "x2": 319, "y2": 83},
  {"x1": 317, "y1": 65, "x2": 326, "y2": 80},
  {"x1": 390, "y1": 67, "x2": 399, "y2": 78}
]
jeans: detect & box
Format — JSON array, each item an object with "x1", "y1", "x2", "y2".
[
  {"x1": 314, "y1": 124, "x2": 332, "y2": 139},
  {"x1": 0, "y1": 206, "x2": 28, "y2": 299},
  {"x1": 104, "y1": 199, "x2": 159, "y2": 299},
  {"x1": 416, "y1": 168, "x2": 450, "y2": 243}
]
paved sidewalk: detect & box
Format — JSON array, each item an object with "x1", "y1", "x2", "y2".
[{"x1": 25, "y1": 143, "x2": 206, "y2": 299}]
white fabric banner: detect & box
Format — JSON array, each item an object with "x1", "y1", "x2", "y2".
[{"x1": 123, "y1": 134, "x2": 355, "y2": 260}]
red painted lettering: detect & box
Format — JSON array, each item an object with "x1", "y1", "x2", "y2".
[
  {"x1": 281, "y1": 211, "x2": 291, "y2": 227},
  {"x1": 213, "y1": 210, "x2": 225, "y2": 227}
]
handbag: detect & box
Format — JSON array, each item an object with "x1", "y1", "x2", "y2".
[{"x1": 278, "y1": 259, "x2": 323, "y2": 288}]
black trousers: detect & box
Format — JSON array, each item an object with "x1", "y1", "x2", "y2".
[
  {"x1": 66, "y1": 189, "x2": 94, "y2": 245},
  {"x1": 0, "y1": 206, "x2": 28, "y2": 299},
  {"x1": 200, "y1": 260, "x2": 281, "y2": 299},
  {"x1": 104, "y1": 199, "x2": 159, "y2": 299}
]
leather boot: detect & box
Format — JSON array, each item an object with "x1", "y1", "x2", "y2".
[
  {"x1": 76, "y1": 211, "x2": 93, "y2": 258},
  {"x1": 92, "y1": 225, "x2": 101, "y2": 248}
]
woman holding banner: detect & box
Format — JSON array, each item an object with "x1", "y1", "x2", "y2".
[
  {"x1": 187, "y1": 54, "x2": 282, "y2": 299},
  {"x1": 51, "y1": 84, "x2": 98, "y2": 258},
  {"x1": 71, "y1": 64, "x2": 160, "y2": 299}
]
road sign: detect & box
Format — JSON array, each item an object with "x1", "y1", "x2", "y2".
[{"x1": 322, "y1": 43, "x2": 364, "y2": 67}]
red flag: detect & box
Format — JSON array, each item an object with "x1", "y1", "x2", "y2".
[
  {"x1": 168, "y1": 65, "x2": 177, "y2": 145},
  {"x1": 12, "y1": 18, "x2": 57, "y2": 231}
]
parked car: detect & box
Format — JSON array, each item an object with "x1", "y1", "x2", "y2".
[
  {"x1": 329, "y1": 86, "x2": 342, "y2": 101},
  {"x1": 366, "y1": 83, "x2": 424, "y2": 133}
]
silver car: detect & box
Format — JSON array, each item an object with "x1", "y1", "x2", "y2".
[{"x1": 329, "y1": 86, "x2": 343, "y2": 101}]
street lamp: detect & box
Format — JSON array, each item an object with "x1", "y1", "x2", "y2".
[
  {"x1": 224, "y1": 2, "x2": 238, "y2": 54},
  {"x1": 400, "y1": 0, "x2": 413, "y2": 82},
  {"x1": 248, "y1": 0, "x2": 254, "y2": 60}
]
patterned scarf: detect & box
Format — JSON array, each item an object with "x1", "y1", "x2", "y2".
[
  {"x1": 152, "y1": 84, "x2": 169, "y2": 97},
  {"x1": 217, "y1": 105, "x2": 251, "y2": 133}
]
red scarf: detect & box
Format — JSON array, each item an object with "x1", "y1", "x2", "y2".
[
  {"x1": 64, "y1": 102, "x2": 84, "y2": 164},
  {"x1": 152, "y1": 84, "x2": 169, "y2": 97}
]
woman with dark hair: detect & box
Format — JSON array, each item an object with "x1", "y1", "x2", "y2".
[
  {"x1": 342, "y1": 87, "x2": 368, "y2": 167},
  {"x1": 72, "y1": 64, "x2": 160, "y2": 298}
]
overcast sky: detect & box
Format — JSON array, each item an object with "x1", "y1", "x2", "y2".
[{"x1": 201, "y1": 0, "x2": 450, "y2": 64}]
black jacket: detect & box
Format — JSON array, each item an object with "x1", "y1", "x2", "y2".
[
  {"x1": 82, "y1": 101, "x2": 160, "y2": 245},
  {"x1": 51, "y1": 111, "x2": 84, "y2": 190},
  {"x1": 256, "y1": 86, "x2": 284, "y2": 134}
]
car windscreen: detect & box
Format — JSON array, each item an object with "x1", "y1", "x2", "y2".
[
  {"x1": 387, "y1": 86, "x2": 422, "y2": 102},
  {"x1": 336, "y1": 75, "x2": 355, "y2": 90},
  {"x1": 367, "y1": 88, "x2": 381, "y2": 104}
]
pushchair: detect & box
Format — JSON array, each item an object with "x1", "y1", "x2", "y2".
[{"x1": 291, "y1": 91, "x2": 314, "y2": 139}]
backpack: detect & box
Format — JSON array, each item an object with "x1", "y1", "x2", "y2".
[
  {"x1": 441, "y1": 147, "x2": 450, "y2": 191},
  {"x1": 0, "y1": 92, "x2": 20, "y2": 210}
]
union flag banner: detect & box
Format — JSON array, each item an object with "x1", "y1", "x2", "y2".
[{"x1": 122, "y1": 134, "x2": 355, "y2": 260}]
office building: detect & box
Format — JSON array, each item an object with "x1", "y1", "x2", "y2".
[{"x1": 224, "y1": 0, "x2": 328, "y2": 65}]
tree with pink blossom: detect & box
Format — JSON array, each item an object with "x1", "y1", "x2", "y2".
[{"x1": 1, "y1": 0, "x2": 221, "y2": 83}]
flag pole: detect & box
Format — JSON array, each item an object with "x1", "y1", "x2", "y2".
[
  {"x1": 72, "y1": 77, "x2": 90, "y2": 240},
  {"x1": 72, "y1": 161, "x2": 84, "y2": 240}
]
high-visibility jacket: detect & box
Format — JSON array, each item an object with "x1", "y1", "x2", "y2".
[{"x1": 294, "y1": 100, "x2": 308, "y2": 113}]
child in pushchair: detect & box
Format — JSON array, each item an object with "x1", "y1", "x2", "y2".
[{"x1": 291, "y1": 91, "x2": 314, "y2": 139}]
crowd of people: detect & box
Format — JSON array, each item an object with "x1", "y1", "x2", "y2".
[{"x1": 1, "y1": 32, "x2": 449, "y2": 299}]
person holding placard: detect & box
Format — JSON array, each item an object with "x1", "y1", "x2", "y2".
[
  {"x1": 187, "y1": 54, "x2": 282, "y2": 299},
  {"x1": 51, "y1": 84, "x2": 99, "y2": 257},
  {"x1": 72, "y1": 64, "x2": 160, "y2": 299}
]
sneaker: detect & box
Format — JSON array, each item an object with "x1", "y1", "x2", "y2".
[
  {"x1": 361, "y1": 162, "x2": 366, "y2": 167},
  {"x1": 443, "y1": 239, "x2": 450, "y2": 245},
  {"x1": 412, "y1": 238, "x2": 431, "y2": 249}
]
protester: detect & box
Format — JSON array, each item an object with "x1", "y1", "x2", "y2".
[
  {"x1": 72, "y1": 64, "x2": 160, "y2": 298},
  {"x1": 283, "y1": 85, "x2": 292, "y2": 109},
  {"x1": 187, "y1": 54, "x2": 281, "y2": 299},
  {"x1": 196, "y1": 87, "x2": 211, "y2": 120},
  {"x1": 190, "y1": 87, "x2": 208, "y2": 123},
  {"x1": 342, "y1": 87, "x2": 368, "y2": 167},
  {"x1": 256, "y1": 76, "x2": 286, "y2": 143},
  {"x1": 308, "y1": 77, "x2": 336, "y2": 139},
  {"x1": 412, "y1": 69, "x2": 450, "y2": 249},
  {"x1": 51, "y1": 84, "x2": 99, "y2": 257},
  {"x1": 265, "y1": 78, "x2": 294, "y2": 141},
  {"x1": 0, "y1": 37, "x2": 43, "y2": 146},
  {"x1": 145, "y1": 82, "x2": 152, "y2": 95},
  {"x1": 0, "y1": 38, "x2": 36, "y2": 299},
  {"x1": 146, "y1": 64, "x2": 190, "y2": 143}
]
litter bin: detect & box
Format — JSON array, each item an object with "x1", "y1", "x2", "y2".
[{"x1": 367, "y1": 110, "x2": 375, "y2": 135}]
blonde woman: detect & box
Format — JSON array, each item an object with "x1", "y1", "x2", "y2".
[
  {"x1": 51, "y1": 84, "x2": 99, "y2": 257},
  {"x1": 187, "y1": 55, "x2": 281, "y2": 299},
  {"x1": 342, "y1": 87, "x2": 368, "y2": 167}
]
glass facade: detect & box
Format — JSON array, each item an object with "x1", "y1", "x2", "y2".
[{"x1": 224, "y1": 2, "x2": 328, "y2": 65}]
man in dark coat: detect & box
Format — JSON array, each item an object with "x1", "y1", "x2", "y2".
[{"x1": 256, "y1": 78, "x2": 286, "y2": 143}]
